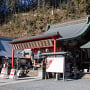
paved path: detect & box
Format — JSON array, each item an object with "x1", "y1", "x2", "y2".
[
  {"x1": 0, "y1": 76, "x2": 41, "y2": 86},
  {"x1": 0, "y1": 78, "x2": 90, "y2": 90}
]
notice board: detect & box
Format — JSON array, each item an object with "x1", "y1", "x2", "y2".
[{"x1": 46, "y1": 57, "x2": 65, "y2": 73}]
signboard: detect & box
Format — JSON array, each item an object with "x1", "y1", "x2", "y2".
[
  {"x1": 9, "y1": 69, "x2": 16, "y2": 79},
  {"x1": 1, "y1": 68, "x2": 6, "y2": 75},
  {"x1": 0, "y1": 68, "x2": 8, "y2": 78},
  {"x1": 46, "y1": 57, "x2": 65, "y2": 73}
]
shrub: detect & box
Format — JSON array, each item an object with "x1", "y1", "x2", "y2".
[
  {"x1": 27, "y1": 28, "x2": 33, "y2": 33},
  {"x1": 39, "y1": 25, "x2": 43, "y2": 30}
]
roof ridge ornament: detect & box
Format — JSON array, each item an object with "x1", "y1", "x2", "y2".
[
  {"x1": 87, "y1": 15, "x2": 90, "y2": 24},
  {"x1": 46, "y1": 24, "x2": 50, "y2": 31}
]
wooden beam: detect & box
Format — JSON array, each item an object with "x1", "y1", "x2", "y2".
[{"x1": 12, "y1": 39, "x2": 53, "y2": 50}]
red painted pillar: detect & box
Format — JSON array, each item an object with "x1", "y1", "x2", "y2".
[
  {"x1": 12, "y1": 48, "x2": 14, "y2": 68},
  {"x1": 54, "y1": 38, "x2": 56, "y2": 57}
]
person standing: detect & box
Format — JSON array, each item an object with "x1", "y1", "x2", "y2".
[
  {"x1": 29, "y1": 49, "x2": 35, "y2": 68},
  {"x1": 0, "y1": 63, "x2": 2, "y2": 73}
]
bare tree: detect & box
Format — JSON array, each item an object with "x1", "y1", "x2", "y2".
[
  {"x1": 42, "y1": 0, "x2": 45, "y2": 9},
  {"x1": 38, "y1": 0, "x2": 40, "y2": 8},
  {"x1": 8, "y1": 0, "x2": 18, "y2": 8}
]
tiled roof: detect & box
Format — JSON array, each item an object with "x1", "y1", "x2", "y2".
[
  {"x1": 0, "y1": 37, "x2": 23, "y2": 58},
  {"x1": 0, "y1": 37, "x2": 12, "y2": 57},
  {"x1": 11, "y1": 32, "x2": 60, "y2": 44},
  {"x1": 45, "y1": 17, "x2": 90, "y2": 41}
]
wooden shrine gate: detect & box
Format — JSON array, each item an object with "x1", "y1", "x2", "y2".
[{"x1": 10, "y1": 32, "x2": 61, "y2": 68}]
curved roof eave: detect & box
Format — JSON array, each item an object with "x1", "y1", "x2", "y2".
[
  {"x1": 10, "y1": 32, "x2": 61, "y2": 44},
  {"x1": 45, "y1": 17, "x2": 90, "y2": 42},
  {"x1": 57, "y1": 23, "x2": 90, "y2": 42}
]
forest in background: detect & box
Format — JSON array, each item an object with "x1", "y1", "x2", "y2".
[{"x1": 0, "y1": 0, "x2": 90, "y2": 38}]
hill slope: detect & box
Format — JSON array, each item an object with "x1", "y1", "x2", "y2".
[{"x1": 0, "y1": 9, "x2": 86, "y2": 39}]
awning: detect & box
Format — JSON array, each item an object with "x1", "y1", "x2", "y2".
[{"x1": 40, "y1": 52, "x2": 68, "y2": 56}]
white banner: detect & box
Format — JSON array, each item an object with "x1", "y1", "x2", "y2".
[{"x1": 46, "y1": 57, "x2": 65, "y2": 73}]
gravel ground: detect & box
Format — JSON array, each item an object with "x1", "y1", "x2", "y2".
[{"x1": 0, "y1": 79, "x2": 90, "y2": 90}]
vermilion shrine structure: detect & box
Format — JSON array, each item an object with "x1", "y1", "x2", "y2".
[{"x1": 11, "y1": 16, "x2": 90, "y2": 71}]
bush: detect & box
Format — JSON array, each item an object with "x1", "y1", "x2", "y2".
[
  {"x1": 27, "y1": 28, "x2": 33, "y2": 33},
  {"x1": 39, "y1": 25, "x2": 43, "y2": 30},
  {"x1": 27, "y1": 20, "x2": 34, "y2": 26}
]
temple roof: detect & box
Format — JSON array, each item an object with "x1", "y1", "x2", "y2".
[
  {"x1": 0, "y1": 37, "x2": 13, "y2": 58},
  {"x1": 11, "y1": 32, "x2": 60, "y2": 44},
  {"x1": 0, "y1": 36, "x2": 23, "y2": 58},
  {"x1": 45, "y1": 17, "x2": 90, "y2": 41}
]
